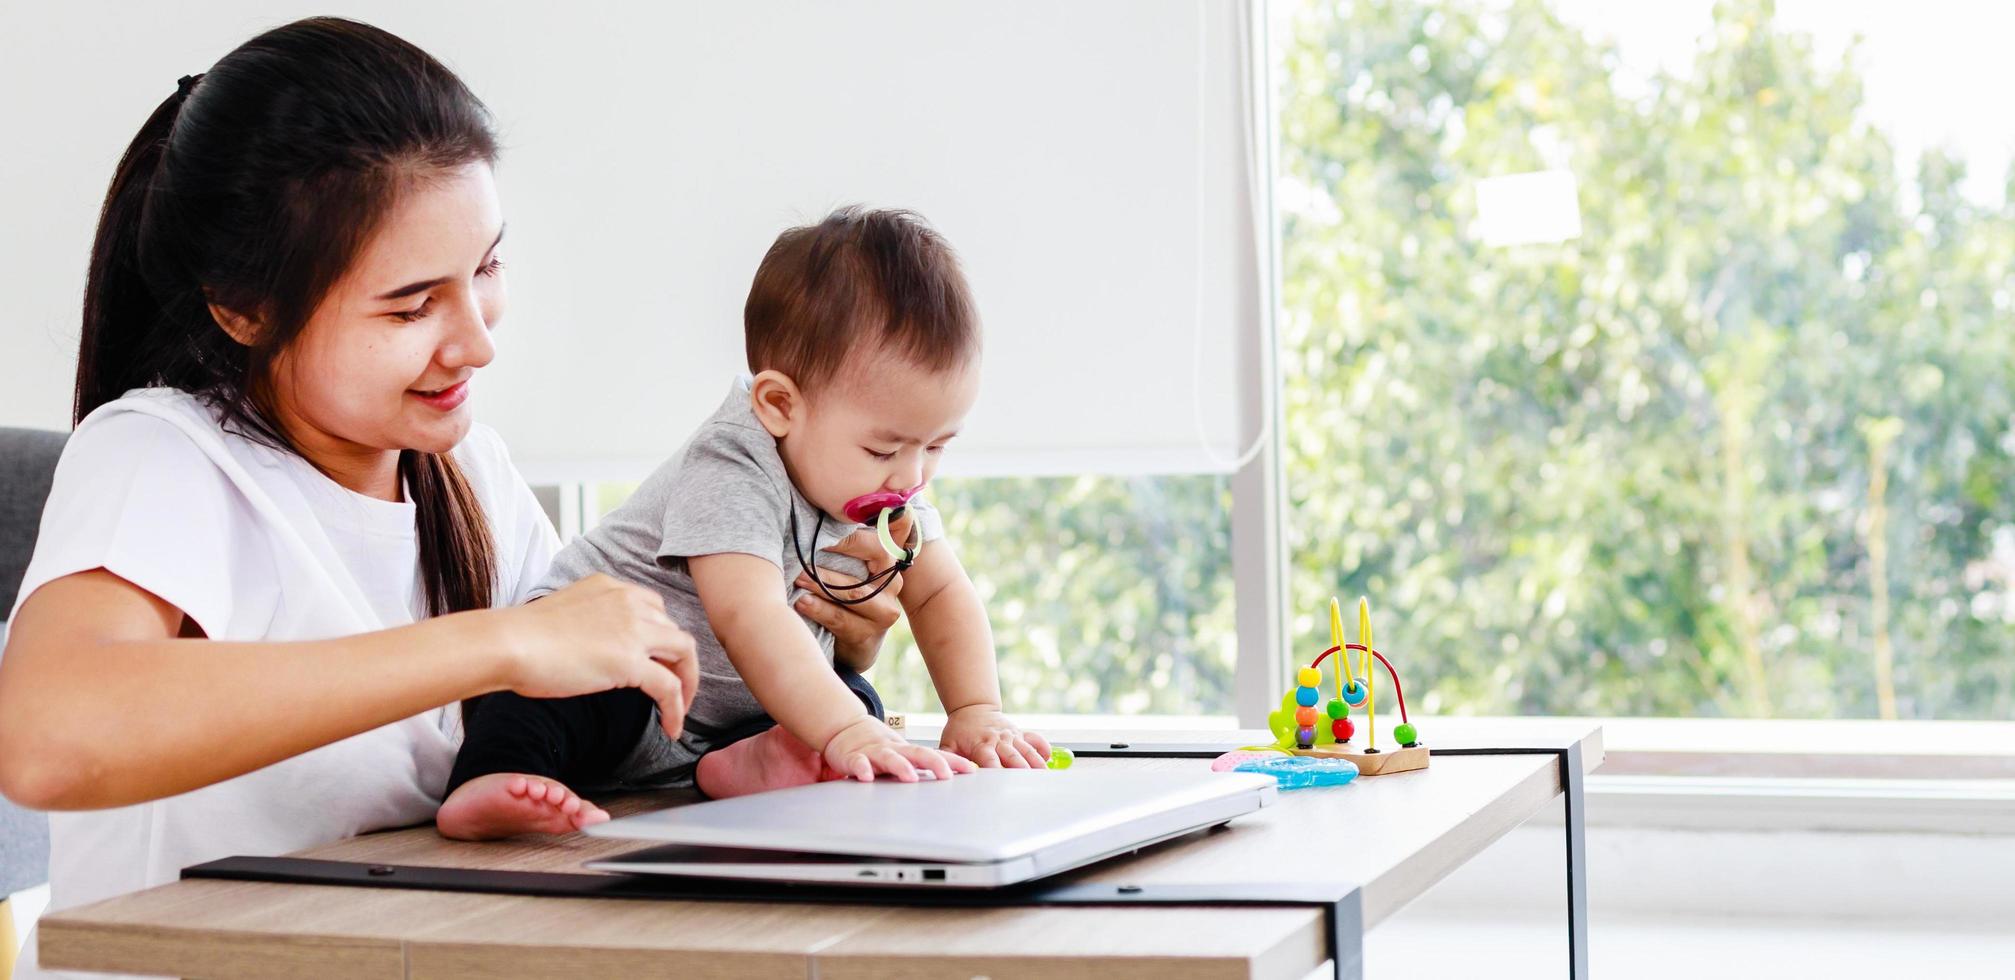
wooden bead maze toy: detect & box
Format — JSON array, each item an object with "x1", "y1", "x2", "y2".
[{"x1": 1265, "y1": 596, "x2": 1429, "y2": 776}]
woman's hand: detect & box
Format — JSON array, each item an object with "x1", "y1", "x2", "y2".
[
  {"x1": 490, "y1": 574, "x2": 700, "y2": 737},
  {"x1": 939, "y1": 704, "x2": 1051, "y2": 769},
  {"x1": 793, "y1": 515, "x2": 913, "y2": 673},
  {"x1": 821, "y1": 716, "x2": 976, "y2": 783}
]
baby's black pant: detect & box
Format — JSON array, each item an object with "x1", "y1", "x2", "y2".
[{"x1": 446, "y1": 668, "x2": 885, "y2": 798}]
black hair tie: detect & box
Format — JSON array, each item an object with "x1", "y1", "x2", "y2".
[{"x1": 175, "y1": 73, "x2": 203, "y2": 97}]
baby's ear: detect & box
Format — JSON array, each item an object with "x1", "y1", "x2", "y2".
[{"x1": 749, "y1": 370, "x2": 801, "y2": 438}]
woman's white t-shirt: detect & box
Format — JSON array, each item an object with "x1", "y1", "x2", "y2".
[{"x1": 4, "y1": 388, "x2": 558, "y2": 979}]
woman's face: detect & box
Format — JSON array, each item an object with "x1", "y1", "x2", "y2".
[{"x1": 269, "y1": 163, "x2": 506, "y2": 471}]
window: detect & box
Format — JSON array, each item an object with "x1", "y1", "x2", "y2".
[{"x1": 1274, "y1": 0, "x2": 2015, "y2": 720}]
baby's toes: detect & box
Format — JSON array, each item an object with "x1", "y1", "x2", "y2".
[{"x1": 541, "y1": 780, "x2": 578, "y2": 809}]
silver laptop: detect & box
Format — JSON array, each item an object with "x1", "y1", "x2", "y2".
[{"x1": 585, "y1": 768, "x2": 1277, "y2": 888}]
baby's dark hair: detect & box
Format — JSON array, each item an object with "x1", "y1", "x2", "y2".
[{"x1": 744, "y1": 206, "x2": 979, "y2": 394}]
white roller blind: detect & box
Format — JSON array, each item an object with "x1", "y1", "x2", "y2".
[{"x1": 0, "y1": 1, "x2": 1264, "y2": 480}]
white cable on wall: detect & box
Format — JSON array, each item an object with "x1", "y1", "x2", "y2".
[{"x1": 1191, "y1": 0, "x2": 1274, "y2": 474}]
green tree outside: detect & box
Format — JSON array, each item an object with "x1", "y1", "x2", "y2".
[{"x1": 1273, "y1": 0, "x2": 2014, "y2": 718}]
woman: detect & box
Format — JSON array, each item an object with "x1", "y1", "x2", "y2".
[{"x1": 0, "y1": 17, "x2": 907, "y2": 978}]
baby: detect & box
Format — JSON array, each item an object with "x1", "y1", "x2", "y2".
[{"x1": 438, "y1": 207, "x2": 1049, "y2": 838}]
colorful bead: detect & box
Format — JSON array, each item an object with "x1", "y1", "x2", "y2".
[
  {"x1": 1394, "y1": 723, "x2": 1418, "y2": 746},
  {"x1": 1326, "y1": 698, "x2": 1348, "y2": 719},
  {"x1": 1295, "y1": 686, "x2": 1319, "y2": 707},
  {"x1": 1342, "y1": 679, "x2": 1369, "y2": 707},
  {"x1": 1294, "y1": 706, "x2": 1318, "y2": 726},
  {"x1": 1295, "y1": 725, "x2": 1316, "y2": 747},
  {"x1": 1297, "y1": 666, "x2": 1322, "y2": 688},
  {"x1": 1332, "y1": 718, "x2": 1354, "y2": 741},
  {"x1": 1047, "y1": 746, "x2": 1075, "y2": 770}
]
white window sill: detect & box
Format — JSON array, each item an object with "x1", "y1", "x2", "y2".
[
  {"x1": 893, "y1": 712, "x2": 2015, "y2": 834},
  {"x1": 897, "y1": 712, "x2": 2015, "y2": 764},
  {"x1": 1581, "y1": 774, "x2": 2015, "y2": 834}
]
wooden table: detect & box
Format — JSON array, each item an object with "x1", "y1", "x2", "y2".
[{"x1": 38, "y1": 720, "x2": 1600, "y2": 979}]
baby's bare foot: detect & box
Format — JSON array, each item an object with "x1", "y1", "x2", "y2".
[
  {"x1": 695, "y1": 725, "x2": 844, "y2": 799},
  {"x1": 436, "y1": 772, "x2": 610, "y2": 841}
]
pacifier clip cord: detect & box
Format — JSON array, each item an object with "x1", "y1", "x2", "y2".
[{"x1": 791, "y1": 504, "x2": 918, "y2": 606}]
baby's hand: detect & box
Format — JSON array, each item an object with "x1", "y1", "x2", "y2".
[
  {"x1": 940, "y1": 705, "x2": 1052, "y2": 769},
  {"x1": 822, "y1": 717, "x2": 976, "y2": 783}
]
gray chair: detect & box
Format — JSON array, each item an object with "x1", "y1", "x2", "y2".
[{"x1": 1, "y1": 427, "x2": 65, "y2": 977}]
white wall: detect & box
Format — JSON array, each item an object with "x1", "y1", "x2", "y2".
[{"x1": 0, "y1": 1, "x2": 1263, "y2": 479}]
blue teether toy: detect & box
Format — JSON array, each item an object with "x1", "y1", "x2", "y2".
[{"x1": 1233, "y1": 755, "x2": 1361, "y2": 789}]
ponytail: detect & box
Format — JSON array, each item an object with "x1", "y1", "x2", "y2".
[{"x1": 75, "y1": 81, "x2": 201, "y2": 424}]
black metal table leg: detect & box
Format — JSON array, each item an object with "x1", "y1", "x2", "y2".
[
  {"x1": 1398, "y1": 743, "x2": 1593, "y2": 979},
  {"x1": 1562, "y1": 740, "x2": 1590, "y2": 980}
]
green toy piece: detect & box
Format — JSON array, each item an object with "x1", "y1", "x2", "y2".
[{"x1": 1269, "y1": 688, "x2": 1346, "y2": 750}]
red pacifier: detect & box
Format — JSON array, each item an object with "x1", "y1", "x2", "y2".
[
  {"x1": 843, "y1": 485, "x2": 922, "y2": 525},
  {"x1": 793, "y1": 485, "x2": 926, "y2": 606},
  {"x1": 843, "y1": 485, "x2": 925, "y2": 565}
]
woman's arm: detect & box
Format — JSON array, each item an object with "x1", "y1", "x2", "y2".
[{"x1": 0, "y1": 569, "x2": 696, "y2": 811}]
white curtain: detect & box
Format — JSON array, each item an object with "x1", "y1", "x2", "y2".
[{"x1": 0, "y1": 1, "x2": 1267, "y2": 480}]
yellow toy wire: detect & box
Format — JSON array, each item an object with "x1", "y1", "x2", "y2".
[
  {"x1": 1329, "y1": 597, "x2": 1345, "y2": 702},
  {"x1": 1360, "y1": 597, "x2": 1375, "y2": 751}
]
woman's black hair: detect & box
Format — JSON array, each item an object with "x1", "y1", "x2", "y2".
[{"x1": 78, "y1": 17, "x2": 499, "y2": 616}]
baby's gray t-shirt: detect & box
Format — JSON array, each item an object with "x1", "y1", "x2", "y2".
[{"x1": 534, "y1": 375, "x2": 943, "y2": 786}]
